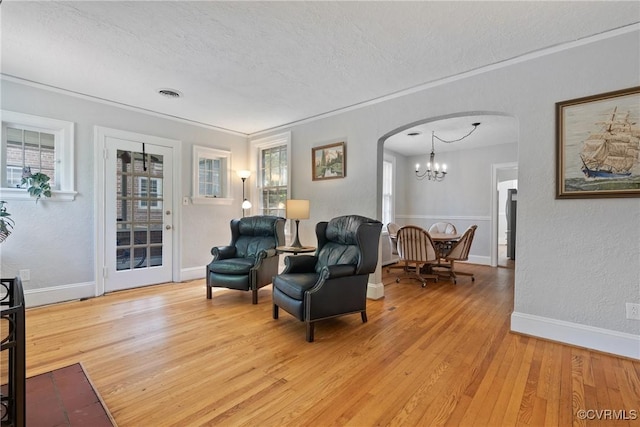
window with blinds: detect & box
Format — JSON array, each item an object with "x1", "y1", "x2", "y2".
[{"x1": 260, "y1": 144, "x2": 287, "y2": 217}]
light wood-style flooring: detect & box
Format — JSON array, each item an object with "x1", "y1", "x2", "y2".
[{"x1": 23, "y1": 264, "x2": 640, "y2": 426}]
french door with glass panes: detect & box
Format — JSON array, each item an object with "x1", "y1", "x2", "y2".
[{"x1": 104, "y1": 137, "x2": 173, "y2": 292}]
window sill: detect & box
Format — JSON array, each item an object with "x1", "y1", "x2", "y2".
[
  {"x1": 191, "y1": 197, "x2": 233, "y2": 206},
  {"x1": 0, "y1": 188, "x2": 77, "y2": 201}
]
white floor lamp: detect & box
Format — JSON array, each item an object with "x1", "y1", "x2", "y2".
[{"x1": 238, "y1": 170, "x2": 252, "y2": 217}]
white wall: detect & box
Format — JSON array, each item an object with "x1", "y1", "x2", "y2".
[
  {"x1": 0, "y1": 80, "x2": 248, "y2": 302},
  {"x1": 2, "y1": 28, "x2": 638, "y2": 358},
  {"x1": 255, "y1": 29, "x2": 640, "y2": 358}
]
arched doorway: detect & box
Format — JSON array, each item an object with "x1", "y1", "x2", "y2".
[{"x1": 377, "y1": 112, "x2": 519, "y2": 269}]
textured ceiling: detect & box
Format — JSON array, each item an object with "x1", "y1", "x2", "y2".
[{"x1": 1, "y1": 1, "x2": 639, "y2": 136}]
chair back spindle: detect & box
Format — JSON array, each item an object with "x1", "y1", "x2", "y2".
[{"x1": 397, "y1": 226, "x2": 438, "y2": 263}]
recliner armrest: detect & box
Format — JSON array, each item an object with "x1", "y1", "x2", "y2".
[
  {"x1": 320, "y1": 264, "x2": 357, "y2": 280},
  {"x1": 257, "y1": 248, "x2": 277, "y2": 259},
  {"x1": 211, "y1": 245, "x2": 236, "y2": 260},
  {"x1": 252, "y1": 248, "x2": 277, "y2": 268},
  {"x1": 282, "y1": 255, "x2": 317, "y2": 273}
]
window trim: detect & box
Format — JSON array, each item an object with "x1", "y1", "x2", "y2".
[
  {"x1": 249, "y1": 132, "x2": 291, "y2": 216},
  {"x1": 382, "y1": 152, "x2": 396, "y2": 229},
  {"x1": 137, "y1": 176, "x2": 162, "y2": 210},
  {"x1": 191, "y1": 145, "x2": 232, "y2": 205},
  {"x1": 1, "y1": 110, "x2": 76, "y2": 201}
]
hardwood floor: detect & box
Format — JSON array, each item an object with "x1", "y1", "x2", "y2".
[{"x1": 23, "y1": 264, "x2": 640, "y2": 426}]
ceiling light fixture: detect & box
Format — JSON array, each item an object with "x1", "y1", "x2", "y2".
[
  {"x1": 415, "y1": 122, "x2": 481, "y2": 182},
  {"x1": 157, "y1": 88, "x2": 182, "y2": 98}
]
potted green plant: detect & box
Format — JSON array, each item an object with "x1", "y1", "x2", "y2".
[
  {"x1": 21, "y1": 167, "x2": 52, "y2": 202},
  {"x1": 0, "y1": 200, "x2": 14, "y2": 243}
]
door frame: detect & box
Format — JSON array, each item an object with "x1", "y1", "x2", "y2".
[
  {"x1": 94, "y1": 126, "x2": 182, "y2": 296},
  {"x1": 490, "y1": 162, "x2": 518, "y2": 267}
]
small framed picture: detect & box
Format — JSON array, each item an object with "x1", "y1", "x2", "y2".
[
  {"x1": 312, "y1": 142, "x2": 346, "y2": 181},
  {"x1": 556, "y1": 86, "x2": 640, "y2": 198}
]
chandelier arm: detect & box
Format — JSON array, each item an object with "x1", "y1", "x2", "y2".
[
  {"x1": 415, "y1": 123, "x2": 480, "y2": 183},
  {"x1": 414, "y1": 171, "x2": 447, "y2": 181},
  {"x1": 415, "y1": 165, "x2": 446, "y2": 181},
  {"x1": 433, "y1": 123, "x2": 480, "y2": 144}
]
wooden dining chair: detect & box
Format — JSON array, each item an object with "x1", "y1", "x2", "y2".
[
  {"x1": 429, "y1": 222, "x2": 457, "y2": 262},
  {"x1": 386, "y1": 222, "x2": 400, "y2": 254},
  {"x1": 436, "y1": 225, "x2": 477, "y2": 284},
  {"x1": 428, "y1": 222, "x2": 457, "y2": 234},
  {"x1": 385, "y1": 222, "x2": 405, "y2": 273},
  {"x1": 394, "y1": 225, "x2": 439, "y2": 287}
]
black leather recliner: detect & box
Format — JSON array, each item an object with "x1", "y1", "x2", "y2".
[
  {"x1": 206, "y1": 215, "x2": 285, "y2": 304},
  {"x1": 272, "y1": 215, "x2": 382, "y2": 342}
]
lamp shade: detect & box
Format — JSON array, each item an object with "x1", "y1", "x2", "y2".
[{"x1": 286, "y1": 199, "x2": 310, "y2": 220}]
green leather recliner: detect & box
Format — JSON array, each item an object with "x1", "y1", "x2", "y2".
[
  {"x1": 272, "y1": 215, "x2": 382, "y2": 341},
  {"x1": 206, "y1": 215, "x2": 285, "y2": 304}
]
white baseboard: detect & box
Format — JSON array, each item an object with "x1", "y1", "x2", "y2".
[
  {"x1": 23, "y1": 266, "x2": 207, "y2": 308},
  {"x1": 181, "y1": 266, "x2": 205, "y2": 282},
  {"x1": 511, "y1": 311, "x2": 640, "y2": 360},
  {"x1": 367, "y1": 281, "x2": 385, "y2": 300},
  {"x1": 467, "y1": 255, "x2": 491, "y2": 266},
  {"x1": 25, "y1": 281, "x2": 96, "y2": 308}
]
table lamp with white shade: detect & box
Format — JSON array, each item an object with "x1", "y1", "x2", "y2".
[{"x1": 286, "y1": 199, "x2": 310, "y2": 248}]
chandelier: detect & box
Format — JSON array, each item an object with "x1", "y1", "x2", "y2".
[{"x1": 415, "y1": 122, "x2": 481, "y2": 181}]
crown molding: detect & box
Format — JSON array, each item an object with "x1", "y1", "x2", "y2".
[
  {"x1": 250, "y1": 23, "x2": 640, "y2": 137},
  {"x1": 2, "y1": 23, "x2": 637, "y2": 139}
]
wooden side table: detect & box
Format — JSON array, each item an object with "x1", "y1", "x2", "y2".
[{"x1": 276, "y1": 246, "x2": 316, "y2": 255}]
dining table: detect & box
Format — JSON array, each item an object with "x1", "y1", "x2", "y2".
[
  {"x1": 429, "y1": 232, "x2": 462, "y2": 267},
  {"x1": 413, "y1": 231, "x2": 461, "y2": 277},
  {"x1": 429, "y1": 232, "x2": 461, "y2": 243}
]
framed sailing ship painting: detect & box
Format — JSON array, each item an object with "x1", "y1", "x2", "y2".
[{"x1": 556, "y1": 86, "x2": 640, "y2": 198}]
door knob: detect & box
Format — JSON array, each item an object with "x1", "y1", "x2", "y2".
[{"x1": 166, "y1": 225, "x2": 172, "y2": 230}]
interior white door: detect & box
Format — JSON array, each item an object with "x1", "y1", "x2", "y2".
[{"x1": 104, "y1": 137, "x2": 173, "y2": 292}]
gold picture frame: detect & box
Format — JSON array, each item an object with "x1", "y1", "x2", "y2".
[
  {"x1": 556, "y1": 86, "x2": 640, "y2": 198},
  {"x1": 312, "y1": 142, "x2": 346, "y2": 181}
]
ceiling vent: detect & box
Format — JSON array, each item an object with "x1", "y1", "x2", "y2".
[{"x1": 157, "y1": 88, "x2": 182, "y2": 99}]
